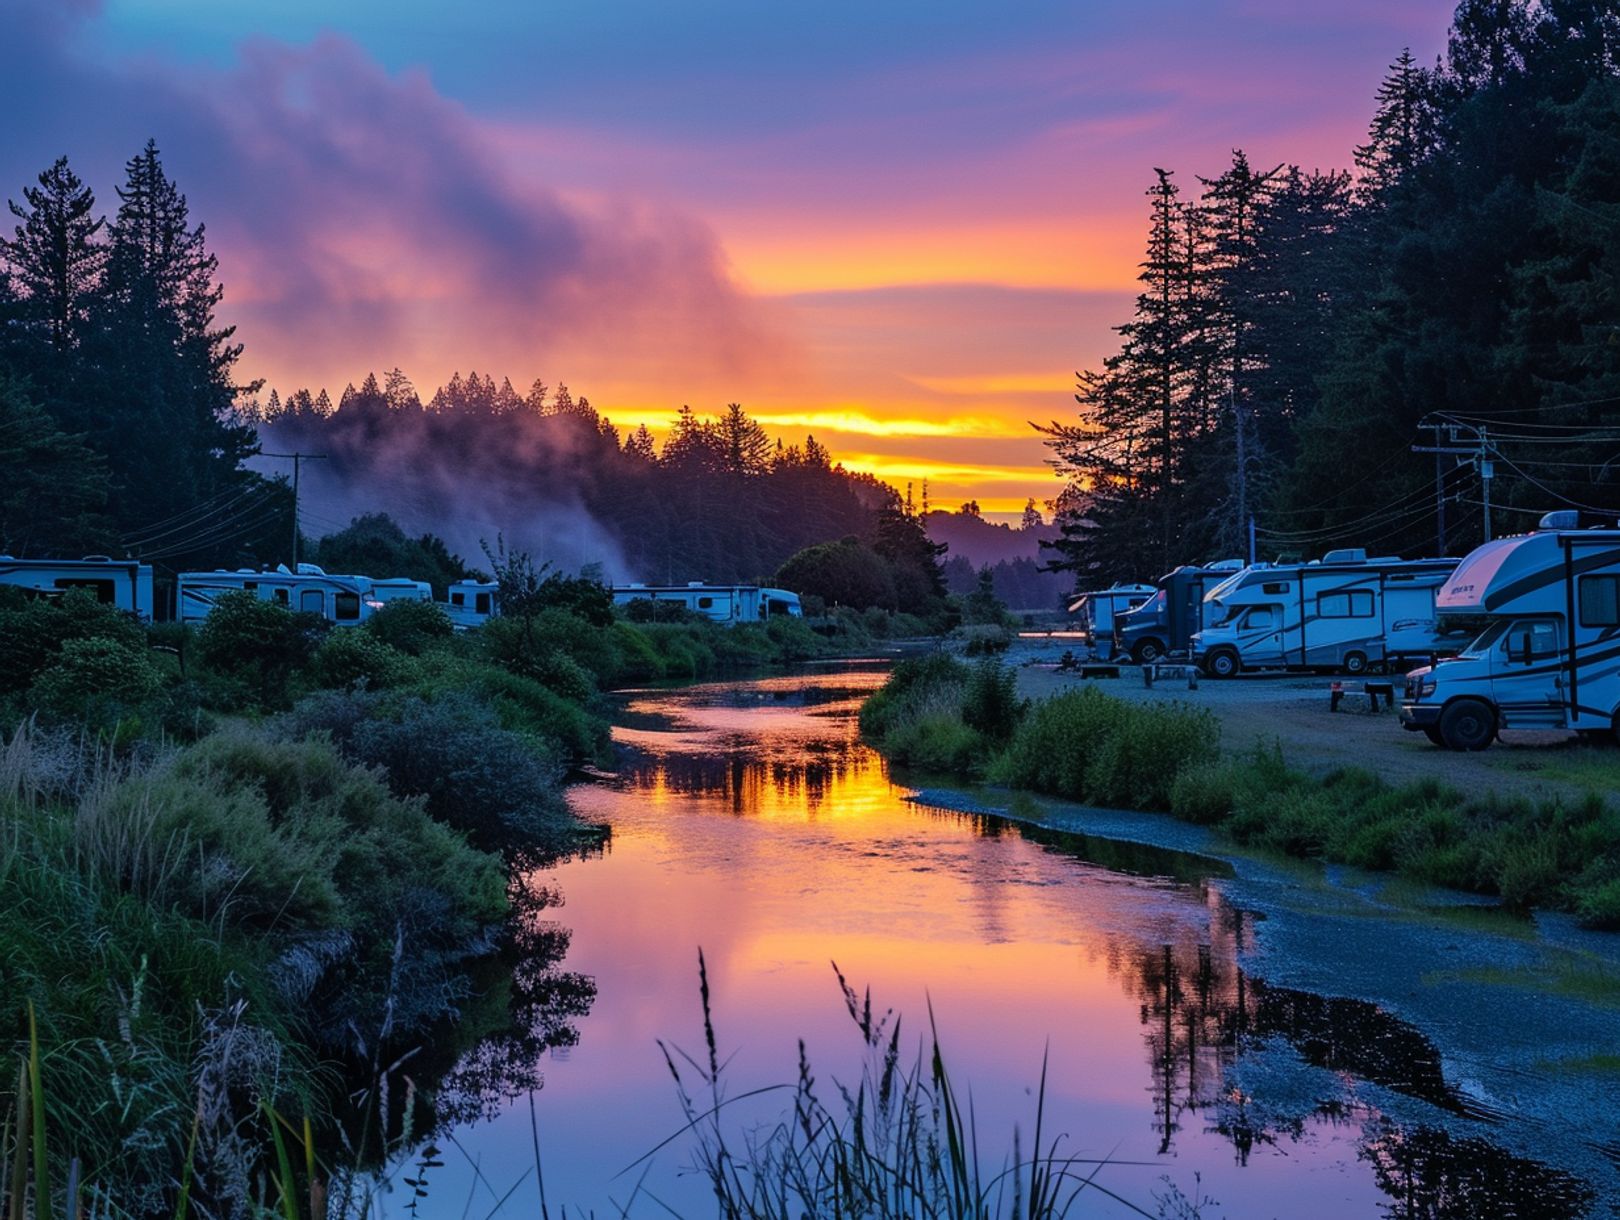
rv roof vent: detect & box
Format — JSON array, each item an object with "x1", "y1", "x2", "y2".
[
  {"x1": 1208, "y1": 558, "x2": 1245, "y2": 571},
  {"x1": 688, "y1": 581, "x2": 705, "y2": 587},
  {"x1": 82, "y1": 554, "x2": 113, "y2": 562},
  {"x1": 1321, "y1": 548, "x2": 1367, "y2": 564},
  {"x1": 296, "y1": 563, "x2": 327, "y2": 576},
  {"x1": 1539, "y1": 510, "x2": 1580, "y2": 531},
  {"x1": 276, "y1": 564, "x2": 291, "y2": 574}
]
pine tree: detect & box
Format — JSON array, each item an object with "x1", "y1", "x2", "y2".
[
  {"x1": 624, "y1": 424, "x2": 657, "y2": 462},
  {"x1": 3, "y1": 156, "x2": 106, "y2": 349},
  {"x1": 1355, "y1": 50, "x2": 1442, "y2": 194}
]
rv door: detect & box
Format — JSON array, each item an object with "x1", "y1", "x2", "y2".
[{"x1": 1491, "y1": 618, "x2": 1564, "y2": 727}]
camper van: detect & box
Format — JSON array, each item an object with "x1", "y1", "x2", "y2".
[
  {"x1": 1190, "y1": 552, "x2": 1459, "y2": 677},
  {"x1": 0, "y1": 556, "x2": 155, "y2": 621},
  {"x1": 1400, "y1": 513, "x2": 1620, "y2": 750},
  {"x1": 609, "y1": 583, "x2": 803, "y2": 625},
  {"x1": 445, "y1": 579, "x2": 498, "y2": 629},
  {"x1": 1112, "y1": 561, "x2": 1244, "y2": 664},
  {"x1": 1067, "y1": 584, "x2": 1156, "y2": 656},
  {"x1": 176, "y1": 564, "x2": 379, "y2": 626}
]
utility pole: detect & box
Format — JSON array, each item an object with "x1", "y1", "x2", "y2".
[
  {"x1": 1413, "y1": 418, "x2": 1494, "y2": 550},
  {"x1": 261, "y1": 451, "x2": 327, "y2": 567}
]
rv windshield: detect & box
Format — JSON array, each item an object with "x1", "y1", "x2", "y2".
[{"x1": 1459, "y1": 618, "x2": 1510, "y2": 658}]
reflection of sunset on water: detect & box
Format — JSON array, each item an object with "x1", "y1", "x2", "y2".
[{"x1": 425, "y1": 667, "x2": 1587, "y2": 1219}]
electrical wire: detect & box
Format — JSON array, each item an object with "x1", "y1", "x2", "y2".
[
  {"x1": 1256, "y1": 480, "x2": 1438, "y2": 542},
  {"x1": 121, "y1": 484, "x2": 280, "y2": 547}
]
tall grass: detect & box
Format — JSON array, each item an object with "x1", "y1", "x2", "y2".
[{"x1": 649, "y1": 953, "x2": 1164, "y2": 1220}]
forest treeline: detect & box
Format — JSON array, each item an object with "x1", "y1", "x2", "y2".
[
  {"x1": 1045, "y1": 0, "x2": 1620, "y2": 584},
  {"x1": 249, "y1": 377, "x2": 909, "y2": 586}
]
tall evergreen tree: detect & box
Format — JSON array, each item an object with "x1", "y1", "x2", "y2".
[{"x1": 3, "y1": 156, "x2": 106, "y2": 350}]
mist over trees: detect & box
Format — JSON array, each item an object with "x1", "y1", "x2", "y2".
[
  {"x1": 250, "y1": 376, "x2": 900, "y2": 583},
  {"x1": 1045, "y1": 0, "x2": 1620, "y2": 585}
]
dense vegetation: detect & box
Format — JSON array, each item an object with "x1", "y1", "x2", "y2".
[
  {"x1": 1046, "y1": 1, "x2": 1620, "y2": 581},
  {"x1": 861, "y1": 657, "x2": 1620, "y2": 927}
]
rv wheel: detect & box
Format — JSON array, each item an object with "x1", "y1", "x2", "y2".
[
  {"x1": 1438, "y1": 698, "x2": 1496, "y2": 752},
  {"x1": 1342, "y1": 651, "x2": 1368, "y2": 676},
  {"x1": 1132, "y1": 639, "x2": 1164, "y2": 665},
  {"x1": 1422, "y1": 726, "x2": 1445, "y2": 747},
  {"x1": 1205, "y1": 648, "x2": 1241, "y2": 679}
]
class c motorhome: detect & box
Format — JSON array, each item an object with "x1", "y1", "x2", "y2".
[
  {"x1": 1112, "y1": 561, "x2": 1245, "y2": 664},
  {"x1": 1067, "y1": 584, "x2": 1156, "y2": 656},
  {"x1": 1190, "y1": 551, "x2": 1459, "y2": 677},
  {"x1": 0, "y1": 556, "x2": 155, "y2": 621},
  {"x1": 445, "y1": 579, "x2": 499, "y2": 629},
  {"x1": 609, "y1": 583, "x2": 803, "y2": 625},
  {"x1": 1401, "y1": 513, "x2": 1620, "y2": 750},
  {"x1": 176, "y1": 564, "x2": 379, "y2": 626}
]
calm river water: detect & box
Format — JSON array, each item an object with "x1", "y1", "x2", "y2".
[{"x1": 404, "y1": 663, "x2": 1592, "y2": 1219}]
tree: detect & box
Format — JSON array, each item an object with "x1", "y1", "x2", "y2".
[
  {"x1": 1355, "y1": 50, "x2": 1443, "y2": 195},
  {"x1": 0, "y1": 372, "x2": 109, "y2": 554},
  {"x1": 3, "y1": 156, "x2": 106, "y2": 349}
]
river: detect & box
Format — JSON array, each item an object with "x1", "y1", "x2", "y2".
[{"x1": 400, "y1": 662, "x2": 1603, "y2": 1218}]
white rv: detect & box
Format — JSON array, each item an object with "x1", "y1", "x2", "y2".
[
  {"x1": 445, "y1": 579, "x2": 498, "y2": 629},
  {"x1": 366, "y1": 577, "x2": 433, "y2": 605},
  {"x1": 609, "y1": 583, "x2": 803, "y2": 625},
  {"x1": 176, "y1": 564, "x2": 379, "y2": 626},
  {"x1": 1067, "y1": 583, "x2": 1156, "y2": 655},
  {"x1": 1190, "y1": 550, "x2": 1459, "y2": 677},
  {"x1": 0, "y1": 556, "x2": 155, "y2": 621},
  {"x1": 1401, "y1": 513, "x2": 1620, "y2": 750}
]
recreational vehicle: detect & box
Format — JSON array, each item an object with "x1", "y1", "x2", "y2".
[
  {"x1": 445, "y1": 579, "x2": 499, "y2": 629},
  {"x1": 175, "y1": 564, "x2": 379, "y2": 626},
  {"x1": 1190, "y1": 552, "x2": 1459, "y2": 677},
  {"x1": 1067, "y1": 583, "x2": 1156, "y2": 656},
  {"x1": 366, "y1": 577, "x2": 433, "y2": 605},
  {"x1": 0, "y1": 556, "x2": 155, "y2": 621},
  {"x1": 609, "y1": 583, "x2": 803, "y2": 625},
  {"x1": 1401, "y1": 513, "x2": 1620, "y2": 750},
  {"x1": 1112, "y1": 561, "x2": 1244, "y2": 664}
]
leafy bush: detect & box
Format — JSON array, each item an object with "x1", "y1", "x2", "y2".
[
  {"x1": 363, "y1": 598, "x2": 454, "y2": 654},
  {"x1": 284, "y1": 688, "x2": 575, "y2": 851},
  {"x1": 29, "y1": 635, "x2": 163, "y2": 728},
  {"x1": 0, "y1": 587, "x2": 146, "y2": 694},
  {"x1": 415, "y1": 656, "x2": 610, "y2": 761},
  {"x1": 309, "y1": 628, "x2": 417, "y2": 690},
  {"x1": 961, "y1": 660, "x2": 1024, "y2": 742},
  {"x1": 959, "y1": 624, "x2": 1012, "y2": 655},
  {"x1": 1084, "y1": 700, "x2": 1220, "y2": 810},
  {"x1": 195, "y1": 592, "x2": 326, "y2": 709}
]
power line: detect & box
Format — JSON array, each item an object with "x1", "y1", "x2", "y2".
[{"x1": 260, "y1": 451, "x2": 328, "y2": 566}]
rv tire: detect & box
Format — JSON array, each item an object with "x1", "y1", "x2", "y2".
[
  {"x1": 1438, "y1": 698, "x2": 1496, "y2": 752},
  {"x1": 1422, "y1": 725, "x2": 1445, "y2": 746},
  {"x1": 1342, "y1": 651, "x2": 1368, "y2": 676},
  {"x1": 1132, "y1": 639, "x2": 1164, "y2": 665},
  {"x1": 1204, "y1": 648, "x2": 1240, "y2": 679}
]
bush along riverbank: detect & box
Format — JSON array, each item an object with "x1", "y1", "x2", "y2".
[
  {"x1": 0, "y1": 556, "x2": 856, "y2": 1214},
  {"x1": 860, "y1": 656, "x2": 1620, "y2": 928}
]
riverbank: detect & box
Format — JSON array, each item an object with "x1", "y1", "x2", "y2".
[{"x1": 860, "y1": 655, "x2": 1620, "y2": 925}]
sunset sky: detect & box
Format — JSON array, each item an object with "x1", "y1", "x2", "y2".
[{"x1": 5, "y1": 0, "x2": 1455, "y2": 518}]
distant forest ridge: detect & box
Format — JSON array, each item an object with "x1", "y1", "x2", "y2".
[
  {"x1": 248, "y1": 372, "x2": 914, "y2": 585},
  {"x1": 1043, "y1": 0, "x2": 1620, "y2": 585}
]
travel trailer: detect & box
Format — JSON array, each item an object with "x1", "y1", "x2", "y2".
[
  {"x1": 0, "y1": 556, "x2": 155, "y2": 621},
  {"x1": 1112, "y1": 561, "x2": 1245, "y2": 664},
  {"x1": 176, "y1": 564, "x2": 379, "y2": 625},
  {"x1": 1190, "y1": 552, "x2": 1459, "y2": 677},
  {"x1": 1401, "y1": 513, "x2": 1620, "y2": 750},
  {"x1": 366, "y1": 577, "x2": 433, "y2": 605},
  {"x1": 445, "y1": 579, "x2": 498, "y2": 629},
  {"x1": 1067, "y1": 583, "x2": 1156, "y2": 656},
  {"x1": 610, "y1": 583, "x2": 803, "y2": 625}
]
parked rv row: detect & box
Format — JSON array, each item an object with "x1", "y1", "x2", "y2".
[{"x1": 0, "y1": 557, "x2": 802, "y2": 630}]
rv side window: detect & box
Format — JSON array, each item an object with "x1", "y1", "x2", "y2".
[
  {"x1": 1579, "y1": 575, "x2": 1620, "y2": 627},
  {"x1": 274, "y1": 588, "x2": 289, "y2": 605},
  {"x1": 334, "y1": 592, "x2": 361, "y2": 621},
  {"x1": 300, "y1": 590, "x2": 325, "y2": 614},
  {"x1": 698, "y1": 597, "x2": 714, "y2": 609},
  {"x1": 54, "y1": 578, "x2": 116, "y2": 604},
  {"x1": 1503, "y1": 619, "x2": 1560, "y2": 662},
  {"x1": 1243, "y1": 607, "x2": 1277, "y2": 630},
  {"x1": 475, "y1": 593, "x2": 492, "y2": 615},
  {"x1": 1317, "y1": 590, "x2": 1374, "y2": 618},
  {"x1": 1262, "y1": 582, "x2": 1289, "y2": 595},
  {"x1": 452, "y1": 592, "x2": 465, "y2": 606}
]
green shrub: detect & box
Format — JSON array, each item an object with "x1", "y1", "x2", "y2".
[
  {"x1": 1576, "y1": 877, "x2": 1620, "y2": 929},
  {"x1": 992, "y1": 686, "x2": 1119, "y2": 798},
  {"x1": 29, "y1": 635, "x2": 163, "y2": 727},
  {"x1": 1084, "y1": 700, "x2": 1219, "y2": 810},
  {"x1": 416, "y1": 656, "x2": 610, "y2": 761},
  {"x1": 309, "y1": 628, "x2": 416, "y2": 690},
  {"x1": 0, "y1": 587, "x2": 146, "y2": 694},
  {"x1": 363, "y1": 598, "x2": 454, "y2": 654},
  {"x1": 882, "y1": 712, "x2": 984, "y2": 772},
  {"x1": 960, "y1": 660, "x2": 1024, "y2": 742},
  {"x1": 195, "y1": 591, "x2": 326, "y2": 709}
]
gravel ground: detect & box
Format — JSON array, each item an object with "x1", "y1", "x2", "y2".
[{"x1": 1000, "y1": 632, "x2": 1591, "y2": 802}]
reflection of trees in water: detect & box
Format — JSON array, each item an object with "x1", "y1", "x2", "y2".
[
  {"x1": 1109, "y1": 908, "x2": 1592, "y2": 1218},
  {"x1": 626, "y1": 734, "x2": 879, "y2": 817}
]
